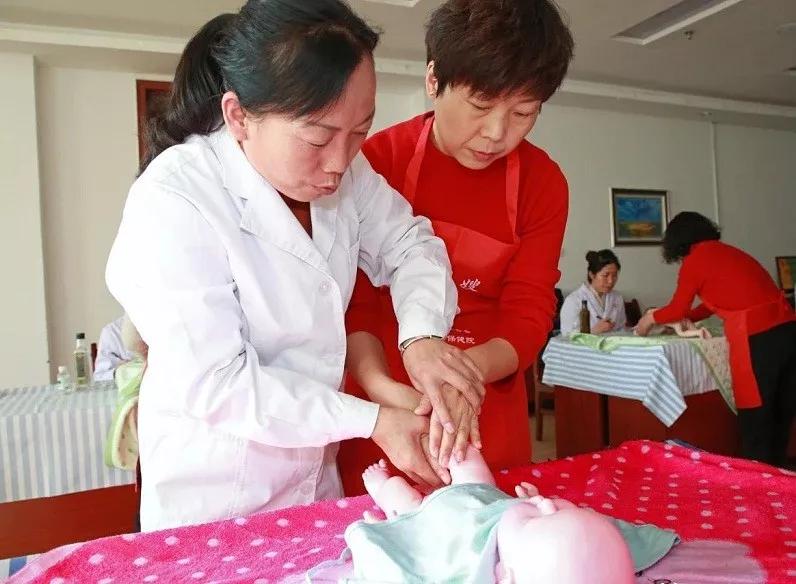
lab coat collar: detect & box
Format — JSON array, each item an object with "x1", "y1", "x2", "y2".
[{"x1": 209, "y1": 128, "x2": 339, "y2": 274}]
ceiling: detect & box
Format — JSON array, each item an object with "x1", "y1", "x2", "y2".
[{"x1": 0, "y1": 0, "x2": 794, "y2": 106}]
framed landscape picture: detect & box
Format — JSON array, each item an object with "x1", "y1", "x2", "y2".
[
  {"x1": 610, "y1": 188, "x2": 669, "y2": 246},
  {"x1": 775, "y1": 256, "x2": 796, "y2": 290}
]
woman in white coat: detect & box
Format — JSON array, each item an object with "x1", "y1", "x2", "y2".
[
  {"x1": 560, "y1": 250, "x2": 626, "y2": 335},
  {"x1": 93, "y1": 316, "x2": 135, "y2": 381},
  {"x1": 106, "y1": 0, "x2": 484, "y2": 531}
]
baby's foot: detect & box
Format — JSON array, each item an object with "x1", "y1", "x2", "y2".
[
  {"x1": 514, "y1": 481, "x2": 540, "y2": 499},
  {"x1": 362, "y1": 460, "x2": 424, "y2": 517},
  {"x1": 363, "y1": 459, "x2": 391, "y2": 501}
]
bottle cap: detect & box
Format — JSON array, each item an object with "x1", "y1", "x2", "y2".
[{"x1": 76, "y1": 332, "x2": 85, "y2": 340}]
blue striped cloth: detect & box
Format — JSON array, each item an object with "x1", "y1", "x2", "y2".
[
  {"x1": 0, "y1": 381, "x2": 134, "y2": 503},
  {"x1": 541, "y1": 336, "x2": 724, "y2": 426},
  {"x1": 0, "y1": 554, "x2": 38, "y2": 579}
]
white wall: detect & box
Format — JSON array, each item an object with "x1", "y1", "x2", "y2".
[
  {"x1": 714, "y1": 124, "x2": 796, "y2": 275},
  {"x1": 2, "y1": 60, "x2": 795, "y2": 385},
  {"x1": 530, "y1": 106, "x2": 796, "y2": 306},
  {"x1": 36, "y1": 67, "x2": 138, "y2": 380},
  {"x1": 0, "y1": 54, "x2": 50, "y2": 387},
  {"x1": 530, "y1": 105, "x2": 716, "y2": 307},
  {"x1": 372, "y1": 73, "x2": 427, "y2": 133}
]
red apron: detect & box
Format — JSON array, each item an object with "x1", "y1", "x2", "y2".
[
  {"x1": 703, "y1": 293, "x2": 795, "y2": 409},
  {"x1": 338, "y1": 117, "x2": 531, "y2": 496}
]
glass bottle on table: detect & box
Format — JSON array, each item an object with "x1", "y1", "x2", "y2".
[
  {"x1": 73, "y1": 332, "x2": 92, "y2": 388},
  {"x1": 579, "y1": 300, "x2": 591, "y2": 334},
  {"x1": 57, "y1": 365, "x2": 74, "y2": 393}
]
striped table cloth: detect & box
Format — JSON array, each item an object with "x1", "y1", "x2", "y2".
[
  {"x1": 541, "y1": 336, "x2": 727, "y2": 427},
  {"x1": 0, "y1": 381, "x2": 133, "y2": 504}
]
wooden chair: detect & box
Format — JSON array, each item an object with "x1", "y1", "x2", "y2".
[
  {"x1": 528, "y1": 287, "x2": 564, "y2": 441},
  {"x1": 624, "y1": 298, "x2": 642, "y2": 327},
  {"x1": 533, "y1": 358, "x2": 555, "y2": 441}
]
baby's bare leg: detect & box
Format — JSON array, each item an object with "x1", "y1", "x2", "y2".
[
  {"x1": 362, "y1": 460, "x2": 423, "y2": 517},
  {"x1": 448, "y1": 444, "x2": 496, "y2": 486}
]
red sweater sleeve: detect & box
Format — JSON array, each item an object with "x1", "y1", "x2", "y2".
[
  {"x1": 344, "y1": 134, "x2": 394, "y2": 337},
  {"x1": 653, "y1": 254, "x2": 702, "y2": 324},
  {"x1": 495, "y1": 157, "x2": 568, "y2": 370},
  {"x1": 345, "y1": 269, "x2": 381, "y2": 336},
  {"x1": 687, "y1": 303, "x2": 714, "y2": 322}
]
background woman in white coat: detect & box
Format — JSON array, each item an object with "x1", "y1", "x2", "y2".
[
  {"x1": 560, "y1": 250, "x2": 626, "y2": 335},
  {"x1": 106, "y1": 0, "x2": 484, "y2": 531},
  {"x1": 93, "y1": 315, "x2": 136, "y2": 381}
]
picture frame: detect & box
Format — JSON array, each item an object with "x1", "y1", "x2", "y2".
[
  {"x1": 775, "y1": 256, "x2": 796, "y2": 291},
  {"x1": 610, "y1": 188, "x2": 669, "y2": 246},
  {"x1": 136, "y1": 79, "x2": 172, "y2": 166}
]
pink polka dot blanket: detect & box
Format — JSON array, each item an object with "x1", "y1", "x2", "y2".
[{"x1": 7, "y1": 441, "x2": 796, "y2": 584}]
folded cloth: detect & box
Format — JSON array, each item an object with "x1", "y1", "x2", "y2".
[
  {"x1": 688, "y1": 337, "x2": 736, "y2": 413},
  {"x1": 569, "y1": 332, "x2": 678, "y2": 351},
  {"x1": 103, "y1": 358, "x2": 144, "y2": 471}
]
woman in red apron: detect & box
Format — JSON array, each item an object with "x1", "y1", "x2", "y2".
[
  {"x1": 337, "y1": 0, "x2": 573, "y2": 495},
  {"x1": 636, "y1": 212, "x2": 796, "y2": 466}
]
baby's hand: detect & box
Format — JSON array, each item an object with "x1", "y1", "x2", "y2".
[
  {"x1": 516, "y1": 491, "x2": 578, "y2": 516},
  {"x1": 514, "y1": 482, "x2": 540, "y2": 499}
]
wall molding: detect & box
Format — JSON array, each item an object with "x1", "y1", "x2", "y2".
[{"x1": 3, "y1": 20, "x2": 795, "y2": 121}]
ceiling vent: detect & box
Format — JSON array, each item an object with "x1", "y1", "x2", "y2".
[{"x1": 613, "y1": 0, "x2": 746, "y2": 45}]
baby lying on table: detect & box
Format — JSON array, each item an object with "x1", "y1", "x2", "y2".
[{"x1": 307, "y1": 446, "x2": 678, "y2": 583}]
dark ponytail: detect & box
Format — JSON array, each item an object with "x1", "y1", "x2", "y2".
[
  {"x1": 140, "y1": 0, "x2": 380, "y2": 174},
  {"x1": 585, "y1": 249, "x2": 620, "y2": 282},
  {"x1": 141, "y1": 14, "x2": 233, "y2": 174}
]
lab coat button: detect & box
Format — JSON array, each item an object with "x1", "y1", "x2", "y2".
[{"x1": 319, "y1": 281, "x2": 331, "y2": 295}]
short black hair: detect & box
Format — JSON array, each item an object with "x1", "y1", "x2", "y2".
[
  {"x1": 661, "y1": 212, "x2": 721, "y2": 264},
  {"x1": 585, "y1": 249, "x2": 620, "y2": 282},
  {"x1": 425, "y1": 0, "x2": 574, "y2": 101}
]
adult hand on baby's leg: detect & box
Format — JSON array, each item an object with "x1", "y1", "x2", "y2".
[
  {"x1": 445, "y1": 396, "x2": 481, "y2": 466},
  {"x1": 372, "y1": 407, "x2": 445, "y2": 489},
  {"x1": 419, "y1": 433, "x2": 451, "y2": 486},
  {"x1": 422, "y1": 385, "x2": 481, "y2": 467},
  {"x1": 402, "y1": 339, "x2": 485, "y2": 430}
]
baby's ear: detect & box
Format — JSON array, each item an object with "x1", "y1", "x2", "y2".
[{"x1": 495, "y1": 561, "x2": 514, "y2": 584}]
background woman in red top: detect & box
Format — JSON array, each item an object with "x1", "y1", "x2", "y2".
[
  {"x1": 636, "y1": 212, "x2": 796, "y2": 466},
  {"x1": 338, "y1": 0, "x2": 574, "y2": 495}
]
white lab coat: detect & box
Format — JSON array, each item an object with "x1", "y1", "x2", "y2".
[
  {"x1": 93, "y1": 316, "x2": 136, "y2": 381},
  {"x1": 560, "y1": 283, "x2": 626, "y2": 335},
  {"x1": 106, "y1": 128, "x2": 456, "y2": 531}
]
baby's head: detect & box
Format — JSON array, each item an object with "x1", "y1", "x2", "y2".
[{"x1": 496, "y1": 497, "x2": 634, "y2": 584}]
